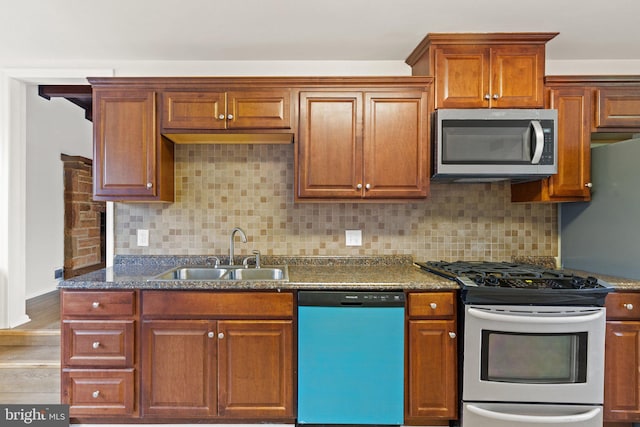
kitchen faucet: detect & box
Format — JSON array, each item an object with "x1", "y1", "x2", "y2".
[{"x1": 229, "y1": 227, "x2": 247, "y2": 265}]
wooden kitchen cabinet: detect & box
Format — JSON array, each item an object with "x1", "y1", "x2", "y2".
[
  {"x1": 511, "y1": 85, "x2": 592, "y2": 202},
  {"x1": 604, "y1": 292, "x2": 640, "y2": 423},
  {"x1": 595, "y1": 88, "x2": 640, "y2": 129},
  {"x1": 405, "y1": 292, "x2": 457, "y2": 425},
  {"x1": 91, "y1": 86, "x2": 174, "y2": 202},
  {"x1": 141, "y1": 291, "x2": 294, "y2": 421},
  {"x1": 161, "y1": 89, "x2": 292, "y2": 131},
  {"x1": 61, "y1": 290, "x2": 139, "y2": 419},
  {"x1": 296, "y1": 83, "x2": 430, "y2": 200},
  {"x1": 406, "y1": 33, "x2": 557, "y2": 109}
]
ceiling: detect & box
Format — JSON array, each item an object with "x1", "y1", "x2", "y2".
[{"x1": 2, "y1": 0, "x2": 639, "y2": 63}]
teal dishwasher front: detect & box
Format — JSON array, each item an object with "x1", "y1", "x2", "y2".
[{"x1": 297, "y1": 291, "x2": 405, "y2": 425}]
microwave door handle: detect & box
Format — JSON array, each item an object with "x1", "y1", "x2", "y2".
[
  {"x1": 530, "y1": 120, "x2": 544, "y2": 164},
  {"x1": 467, "y1": 307, "x2": 604, "y2": 324},
  {"x1": 466, "y1": 404, "x2": 601, "y2": 423}
]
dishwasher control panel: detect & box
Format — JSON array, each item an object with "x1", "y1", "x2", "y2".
[{"x1": 298, "y1": 291, "x2": 405, "y2": 307}]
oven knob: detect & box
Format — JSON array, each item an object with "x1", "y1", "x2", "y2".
[{"x1": 624, "y1": 303, "x2": 634, "y2": 311}]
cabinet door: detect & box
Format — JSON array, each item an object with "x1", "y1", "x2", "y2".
[
  {"x1": 297, "y1": 92, "x2": 363, "y2": 199},
  {"x1": 511, "y1": 87, "x2": 592, "y2": 202},
  {"x1": 595, "y1": 88, "x2": 640, "y2": 129},
  {"x1": 217, "y1": 320, "x2": 293, "y2": 418},
  {"x1": 434, "y1": 46, "x2": 489, "y2": 109},
  {"x1": 93, "y1": 89, "x2": 157, "y2": 199},
  {"x1": 490, "y1": 45, "x2": 545, "y2": 108},
  {"x1": 227, "y1": 90, "x2": 291, "y2": 129},
  {"x1": 142, "y1": 320, "x2": 217, "y2": 418},
  {"x1": 162, "y1": 91, "x2": 226, "y2": 130},
  {"x1": 604, "y1": 321, "x2": 640, "y2": 421},
  {"x1": 363, "y1": 91, "x2": 429, "y2": 198},
  {"x1": 407, "y1": 320, "x2": 457, "y2": 421},
  {"x1": 547, "y1": 87, "x2": 592, "y2": 198}
]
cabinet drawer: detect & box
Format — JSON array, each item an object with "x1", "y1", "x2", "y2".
[
  {"x1": 62, "y1": 291, "x2": 136, "y2": 317},
  {"x1": 606, "y1": 292, "x2": 640, "y2": 320},
  {"x1": 62, "y1": 369, "x2": 135, "y2": 417},
  {"x1": 142, "y1": 291, "x2": 294, "y2": 318},
  {"x1": 408, "y1": 292, "x2": 456, "y2": 318},
  {"x1": 62, "y1": 320, "x2": 135, "y2": 367}
]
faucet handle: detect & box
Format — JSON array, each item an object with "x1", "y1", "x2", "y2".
[{"x1": 242, "y1": 250, "x2": 261, "y2": 268}]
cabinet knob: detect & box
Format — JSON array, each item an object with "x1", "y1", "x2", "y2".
[
  {"x1": 585, "y1": 182, "x2": 593, "y2": 188},
  {"x1": 207, "y1": 331, "x2": 214, "y2": 338},
  {"x1": 146, "y1": 182, "x2": 153, "y2": 189},
  {"x1": 430, "y1": 302, "x2": 437, "y2": 310},
  {"x1": 92, "y1": 390, "x2": 100, "y2": 399},
  {"x1": 365, "y1": 183, "x2": 371, "y2": 190},
  {"x1": 91, "y1": 301, "x2": 100, "y2": 309},
  {"x1": 218, "y1": 114, "x2": 225, "y2": 120},
  {"x1": 484, "y1": 94, "x2": 491, "y2": 100},
  {"x1": 227, "y1": 114, "x2": 234, "y2": 120},
  {"x1": 92, "y1": 341, "x2": 100, "y2": 349},
  {"x1": 218, "y1": 332, "x2": 225, "y2": 339},
  {"x1": 493, "y1": 93, "x2": 500, "y2": 99},
  {"x1": 449, "y1": 332, "x2": 457, "y2": 339},
  {"x1": 624, "y1": 303, "x2": 634, "y2": 310},
  {"x1": 356, "y1": 184, "x2": 363, "y2": 190}
]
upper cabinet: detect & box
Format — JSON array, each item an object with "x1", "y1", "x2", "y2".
[
  {"x1": 512, "y1": 76, "x2": 640, "y2": 203},
  {"x1": 161, "y1": 90, "x2": 292, "y2": 131},
  {"x1": 406, "y1": 33, "x2": 558, "y2": 109},
  {"x1": 295, "y1": 78, "x2": 431, "y2": 201},
  {"x1": 92, "y1": 86, "x2": 174, "y2": 202}
]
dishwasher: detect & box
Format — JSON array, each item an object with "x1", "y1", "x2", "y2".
[{"x1": 297, "y1": 290, "x2": 405, "y2": 425}]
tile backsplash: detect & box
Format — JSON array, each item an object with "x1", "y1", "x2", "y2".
[{"x1": 115, "y1": 144, "x2": 557, "y2": 261}]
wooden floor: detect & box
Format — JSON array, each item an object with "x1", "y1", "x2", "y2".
[{"x1": 0, "y1": 290, "x2": 60, "y2": 403}]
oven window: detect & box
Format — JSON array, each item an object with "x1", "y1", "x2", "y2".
[{"x1": 480, "y1": 331, "x2": 588, "y2": 384}]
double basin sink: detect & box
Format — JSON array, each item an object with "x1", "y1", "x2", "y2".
[{"x1": 150, "y1": 265, "x2": 289, "y2": 282}]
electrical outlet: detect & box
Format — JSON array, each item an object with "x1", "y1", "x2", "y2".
[
  {"x1": 137, "y1": 229, "x2": 149, "y2": 247},
  {"x1": 54, "y1": 268, "x2": 64, "y2": 280},
  {"x1": 345, "y1": 230, "x2": 362, "y2": 246}
]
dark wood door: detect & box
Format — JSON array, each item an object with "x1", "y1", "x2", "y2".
[
  {"x1": 490, "y1": 45, "x2": 545, "y2": 108},
  {"x1": 93, "y1": 89, "x2": 157, "y2": 199},
  {"x1": 604, "y1": 321, "x2": 640, "y2": 422},
  {"x1": 297, "y1": 91, "x2": 363, "y2": 199},
  {"x1": 217, "y1": 320, "x2": 293, "y2": 418},
  {"x1": 434, "y1": 46, "x2": 489, "y2": 109},
  {"x1": 142, "y1": 319, "x2": 217, "y2": 418},
  {"x1": 363, "y1": 91, "x2": 429, "y2": 198},
  {"x1": 407, "y1": 320, "x2": 457, "y2": 421},
  {"x1": 161, "y1": 91, "x2": 226, "y2": 130}
]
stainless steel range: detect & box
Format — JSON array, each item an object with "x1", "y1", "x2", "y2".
[{"x1": 415, "y1": 261, "x2": 613, "y2": 427}]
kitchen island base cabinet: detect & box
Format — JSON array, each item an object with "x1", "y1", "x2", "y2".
[{"x1": 141, "y1": 291, "x2": 294, "y2": 422}]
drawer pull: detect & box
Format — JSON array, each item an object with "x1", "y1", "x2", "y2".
[
  {"x1": 92, "y1": 390, "x2": 100, "y2": 399},
  {"x1": 92, "y1": 341, "x2": 100, "y2": 349},
  {"x1": 430, "y1": 302, "x2": 438, "y2": 310},
  {"x1": 218, "y1": 332, "x2": 225, "y2": 339},
  {"x1": 449, "y1": 332, "x2": 457, "y2": 339},
  {"x1": 91, "y1": 302, "x2": 100, "y2": 309},
  {"x1": 624, "y1": 303, "x2": 634, "y2": 310},
  {"x1": 207, "y1": 331, "x2": 214, "y2": 338}
]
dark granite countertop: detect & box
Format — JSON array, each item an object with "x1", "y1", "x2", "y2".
[
  {"x1": 58, "y1": 255, "x2": 640, "y2": 292},
  {"x1": 58, "y1": 255, "x2": 458, "y2": 291}
]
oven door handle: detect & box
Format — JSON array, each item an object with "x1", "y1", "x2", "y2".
[
  {"x1": 466, "y1": 404, "x2": 601, "y2": 423},
  {"x1": 467, "y1": 307, "x2": 604, "y2": 324}
]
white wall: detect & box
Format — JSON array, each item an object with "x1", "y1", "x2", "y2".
[{"x1": 25, "y1": 85, "x2": 92, "y2": 298}]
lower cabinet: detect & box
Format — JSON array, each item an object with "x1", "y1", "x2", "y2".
[
  {"x1": 604, "y1": 292, "x2": 640, "y2": 423},
  {"x1": 405, "y1": 292, "x2": 458, "y2": 425},
  {"x1": 141, "y1": 291, "x2": 294, "y2": 421}
]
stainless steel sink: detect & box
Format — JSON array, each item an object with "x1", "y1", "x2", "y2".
[{"x1": 150, "y1": 265, "x2": 288, "y2": 281}]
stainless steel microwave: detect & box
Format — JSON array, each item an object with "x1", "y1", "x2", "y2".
[{"x1": 433, "y1": 109, "x2": 558, "y2": 182}]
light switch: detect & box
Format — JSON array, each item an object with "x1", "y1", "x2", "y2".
[
  {"x1": 345, "y1": 230, "x2": 362, "y2": 246},
  {"x1": 137, "y1": 229, "x2": 149, "y2": 247}
]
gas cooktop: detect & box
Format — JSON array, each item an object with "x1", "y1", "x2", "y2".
[{"x1": 415, "y1": 261, "x2": 613, "y2": 306}]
